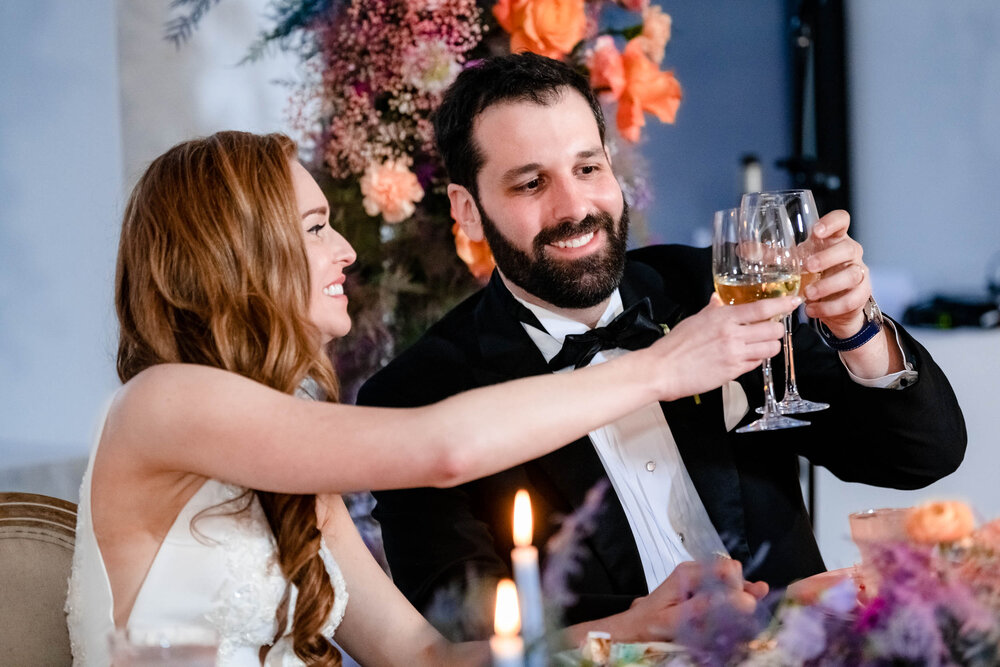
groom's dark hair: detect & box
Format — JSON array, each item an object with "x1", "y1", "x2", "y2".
[{"x1": 433, "y1": 52, "x2": 606, "y2": 198}]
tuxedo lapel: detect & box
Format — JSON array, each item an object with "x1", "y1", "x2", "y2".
[
  {"x1": 471, "y1": 273, "x2": 551, "y2": 383},
  {"x1": 619, "y1": 261, "x2": 684, "y2": 329}
]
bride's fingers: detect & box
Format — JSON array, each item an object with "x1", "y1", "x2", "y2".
[
  {"x1": 742, "y1": 340, "x2": 782, "y2": 363},
  {"x1": 738, "y1": 319, "x2": 786, "y2": 342},
  {"x1": 727, "y1": 295, "x2": 801, "y2": 324}
]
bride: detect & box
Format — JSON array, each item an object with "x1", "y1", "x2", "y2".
[{"x1": 68, "y1": 131, "x2": 783, "y2": 666}]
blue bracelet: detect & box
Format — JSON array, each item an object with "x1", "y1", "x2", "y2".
[{"x1": 819, "y1": 318, "x2": 883, "y2": 351}]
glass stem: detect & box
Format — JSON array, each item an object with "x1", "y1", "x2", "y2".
[
  {"x1": 783, "y1": 313, "x2": 800, "y2": 401},
  {"x1": 761, "y1": 357, "x2": 781, "y2": 418}
]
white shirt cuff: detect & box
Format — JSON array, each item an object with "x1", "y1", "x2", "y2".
[{"x1": 840, "y1": 319, "x2": 918, "y2": 389}]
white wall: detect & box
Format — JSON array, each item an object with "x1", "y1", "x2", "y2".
[
  {"x1": 117, "y1": 0, "x2": 300, "y2": 187},
  {"x1": 0, "y1": 0, "x2": 122, "y2": 469},
  {"x1": 0, "y1": 0, "x2": 298, "y2": 480},
  {"x1": 847, "y1": 0, "x2": 1000, "y2": 300}
]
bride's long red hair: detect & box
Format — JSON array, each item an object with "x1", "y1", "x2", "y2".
[{"x1": 115, "y1": 131, "x2": 341, "y2": 665}]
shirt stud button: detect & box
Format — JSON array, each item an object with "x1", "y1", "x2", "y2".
[
  {"x1": 678, "y1": 532, "x2": 685, "y2": 543},
  {"x1": 645, "y1": 460, "x2": 656, "y2": 472}
]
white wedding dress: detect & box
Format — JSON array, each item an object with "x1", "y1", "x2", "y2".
[{"x1": 66, "y1": 399, "x2": 349, "y2": 666}]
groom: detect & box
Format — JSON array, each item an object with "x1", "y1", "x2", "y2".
[{"x1": 357, "y1": 53, "x2": 966, "y2": 628}]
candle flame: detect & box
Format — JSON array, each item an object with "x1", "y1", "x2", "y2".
[
  {"x1": 494, "y1": 578, "x2": 521, "y2": 637},
  {"x1": 513, "y1": 489, "x2": 533, "y2": 547}
]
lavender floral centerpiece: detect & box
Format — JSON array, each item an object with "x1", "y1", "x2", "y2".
[{"x1": 556, "y1": 500, "x2": 1000, "y2": 666}]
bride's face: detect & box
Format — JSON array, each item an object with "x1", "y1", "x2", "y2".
[{"x1": 290, "y1": 161, "x2": 356, "y2": 344}]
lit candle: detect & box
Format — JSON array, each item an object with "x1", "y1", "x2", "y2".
[
  {"x1": 490, "y1": 579, "x2": 524, "y2": 667},
  {"x1": 512, "y1": 490, "x2": 545, "y2": 667}
]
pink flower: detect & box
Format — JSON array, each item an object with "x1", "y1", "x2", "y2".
[
  {"x1": 587, "y1": 36, "x2": 625, "y2": 101},
  {"x1": 402, "y1": 40, "x2": 462, "y2": 94},
  {"x1": 360, "y1": 160, "x2": 425, "y2": 224},
  {"x1": 616, "y1": 0, "x2": 647, "y2": 11},
  {"x1": 972, "y1": 518, "x2": 1000, "y2": 552}
]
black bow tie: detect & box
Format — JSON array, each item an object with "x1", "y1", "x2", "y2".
[{"x1": 547, "y1": 298, "x2": 664, "y2": 371}]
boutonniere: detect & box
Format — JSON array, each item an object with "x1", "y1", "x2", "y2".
[{"x1": 658, "y1": 322, "x2": 701, "y2": 405}]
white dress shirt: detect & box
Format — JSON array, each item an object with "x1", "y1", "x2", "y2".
[
  {"x1": 512, "y1": 288, "x2": 917, "y2": 592},
  {"x1": 515, "y1": 290, "x2": 728, "y2": 592}
]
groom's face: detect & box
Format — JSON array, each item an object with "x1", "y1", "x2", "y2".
[{"x1": 463, "y1": 89, "x2": 629, "y2": 309}]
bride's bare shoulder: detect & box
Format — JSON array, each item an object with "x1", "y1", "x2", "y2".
[
  {"x1": 124, "y1": 362, "x2": 235, "y2": 390},
  {"x1": 109, "y1": 364, "x2": 291, "y2": 446},
  {"x1": 108, "y1": 364, "x2": 247, "y2": 438},
  {"x1": 117, "y1": 364, "x2": 245, "y2": 407}
]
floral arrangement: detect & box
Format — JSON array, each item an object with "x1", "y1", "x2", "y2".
[
  {"x1": 743, "y1": 500, "x2": 1000, "y2": 667},
  {"x1": 167, "y1": 0, "x2": 682, "y2": 398},
  {"x1": 562, "y1": 500, "x2": 1000, "y2": 667}
]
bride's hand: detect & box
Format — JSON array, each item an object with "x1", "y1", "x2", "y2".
[{"x1": 645, "y1": 294, "x2": 800, "y2": 402}]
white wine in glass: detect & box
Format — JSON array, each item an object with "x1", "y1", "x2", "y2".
[
  {"x1": 741, "y1": 190, "x2": 830, "y2": 414},
  {"x1": 712, "y1": 207, "x2": 808, "y2": 433}
]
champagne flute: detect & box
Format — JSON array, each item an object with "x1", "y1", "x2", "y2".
[
  {"x1": 712, "y1": 207, "x2": 808, "y2": 432},
  {"x1": 741, "y1": 190, "x2": 830, "y2": 414}
]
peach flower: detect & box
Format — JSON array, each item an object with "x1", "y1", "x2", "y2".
[
  {"x1": 616, "y1": 38, "x2": 682, "y2": 142},
  {"x1": 905, "y1": 500, "x2": 976, "y2": 544},
  {"x1": 360, "y1": 159, "x2": 425, "y2": 224},
  {"x1": 493, "y1": 0, "x2": 586, "y2": 59},
  {"x1": 972, "y1": 517, "x2": 1000, "y2": 551},
  {"x1": 588, "y1": 36, "x2": 625, "y2": 101},
  {"x1": 452, "y1": 221, "x2": 495, "y2": 283},
  {"x1": 637, "y1": 5, "x2": 671, "y2": 64}
]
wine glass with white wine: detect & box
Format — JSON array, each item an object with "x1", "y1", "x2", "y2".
[
  {"x1": 712, "y1": 207, "x2": 808, "y2": 432},
  {"x1": 741, "y1": 190, "x2": 830, "y2": 414}
]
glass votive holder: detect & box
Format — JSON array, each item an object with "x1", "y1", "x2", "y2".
[
  {"x1": 109, "y1": 626, "x2": 218, "y2": 666},
  {"x1": 848, "y1": 506, "x2": 912, "y2": 594}
]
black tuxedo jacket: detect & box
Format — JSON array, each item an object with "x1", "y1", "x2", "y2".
[{"x1": 358, "y1": 245, "x2": 966, "y2": 628}]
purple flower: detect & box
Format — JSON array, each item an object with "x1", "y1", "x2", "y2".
[
  {"x1": 819, "y1": 578, "x2": 861, "y2": 617},
  {"x1": 775, "y1": 605, "x2": 827, "y2": 662},
  {"x1": 856, "y1": 597, "x2": 889, "y2": 633},
  {"x1": 541, "y1": 480, "x2": 609, "y2": 609},
  {"x1": 866, "y1": 602, "x2": 945, "y2": 666}
]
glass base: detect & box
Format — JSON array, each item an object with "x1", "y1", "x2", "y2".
[
  {"x1": 737, "y1": 413, "x2": 810, "y2": 433},
  {"x1": 756, "y1": 397, "x2": 831, "y2": 415}
]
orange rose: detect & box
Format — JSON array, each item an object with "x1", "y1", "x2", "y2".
[
  {"x1": 905, "y1": 500, "x2": 976, "y2": 544},
  {"x1": 616, "y1": 38, "x2": 682, "y2": 142},
  {"x1": 452, "y1": 221, "x2": 495, "y2": 283},
  {"x1": 493, "y1": 0, "x2": 586, "y2": 59},
  {"x1": 588, "y1": 36, "x2": 625, "y2": 101}
]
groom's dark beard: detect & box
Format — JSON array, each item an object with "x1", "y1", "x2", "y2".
[{"x1": 478, "y1": 200, "x2": 630, "y2": 309}]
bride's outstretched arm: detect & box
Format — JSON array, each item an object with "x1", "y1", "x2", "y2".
[{"x1": 107, "y1": 294, "x2": 797, "y2": 495}]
